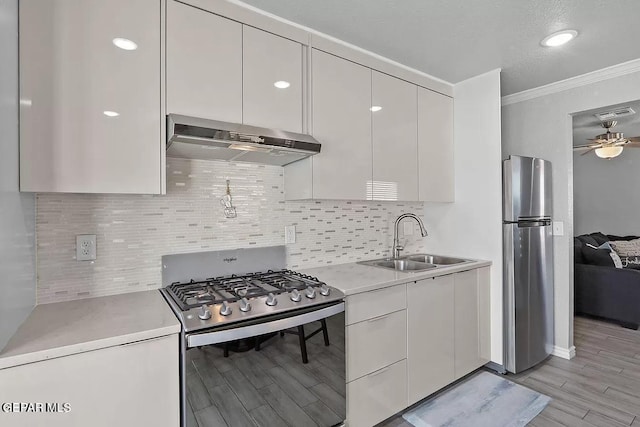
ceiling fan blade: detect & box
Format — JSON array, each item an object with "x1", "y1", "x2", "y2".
[
  {"x1": 625, "y1": 142, "x2": 640, "y2": 148},
  {"x1": 573, "y1": 144, "x2": 600, "y2": 150},
  {"x1": 627, "y1": 136, "x2": 640, "y2": 142},
  {"x1": 580, "y1": 147, "x2": 597, "y2": 156}
]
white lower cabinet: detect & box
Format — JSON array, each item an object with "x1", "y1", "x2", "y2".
[
  {"x1": 0, "y1": 334, "x2": 179, "y2": 427},
  {"x1": 347, "y1": 309, "x2": 407, "y2": 382},
  {"x1": 345, "y1": 284, "x2": 407, "y2": 426},
  {"x1": 407, "y1": 275, "x2": 455, "y2": 405},
  {"x1": 347, "y1": 359, "x2": 408, "y2": 427},
  {"x1": 454, "y1": 268, "x2": 491, "y2": 378},
  {"x1": 345, "y1": 267, "x2": 490, "y2": 426}
]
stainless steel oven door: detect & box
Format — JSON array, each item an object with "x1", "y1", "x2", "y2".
[{"x1": 183, "y1": 303, "x2": 345, "y2": 427}]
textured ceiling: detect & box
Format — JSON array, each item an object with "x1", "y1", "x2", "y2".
[
  {"x1": 573, "y1": 100, "x2": 640, "y2": 147},
  {"x1": 239, "y1": 0, "x2": 640, "y2": 95}
]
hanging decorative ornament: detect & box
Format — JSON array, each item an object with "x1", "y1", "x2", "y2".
[{"x1": 220, "y1": 179, "x2": 237, "y2": 218}]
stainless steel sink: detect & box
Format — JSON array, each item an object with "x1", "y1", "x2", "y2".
[
  {"x1": 403, "y1": 254, "x2": 471, "y2": 265},
  {"x1": 358, "y1": 253, "x2": 472, "y2": 272},
  {"x1": 358, "y1": 258, "x2": 437, "y2": 272}
]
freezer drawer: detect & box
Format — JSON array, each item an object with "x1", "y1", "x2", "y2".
[{"x1": 503, "y1": 222, "x2": 554, "y2": 373}]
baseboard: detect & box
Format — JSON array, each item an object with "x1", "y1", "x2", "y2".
[
  {"x1": 551, "y1": 345, "x2": 576, "y2": 360},
  {"x1": 484, "y1": 361, "x2": 506, "y2": 374}
]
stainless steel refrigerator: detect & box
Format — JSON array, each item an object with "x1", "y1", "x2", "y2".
[{"x1": 503, "y1": 155, "x2": 554, "y2": 374}]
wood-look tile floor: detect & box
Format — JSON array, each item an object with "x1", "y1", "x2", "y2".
[
  {"x1": 185, "y1": 314, "x2": 345, "y2": 427},
  {"x1": 381, "y1": 315, "x2": 640, "y2": 427}
]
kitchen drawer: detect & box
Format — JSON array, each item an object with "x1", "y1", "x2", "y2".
[
  {"x1": 346, "y1": 309, "x2": 407, "y2": 381},
  {"x1": 346, "y1": 284, "x2": 406, "y2": 325},
  {"x1": 347, "y1": 359, "x2": 407, "y2": 427}
]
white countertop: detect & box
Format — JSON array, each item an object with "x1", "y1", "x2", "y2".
[
  {"x1": 0, "y1": 290, "x2": 180, "y2": 370},
  {"x1": 299, "y1": 258, "x2": 492, "y2": 296}
]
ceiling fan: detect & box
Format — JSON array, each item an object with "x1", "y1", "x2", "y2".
[{"x1": 573, "y1": 120, "x2": 640, "y2": 159}]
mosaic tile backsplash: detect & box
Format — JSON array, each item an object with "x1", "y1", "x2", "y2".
[{"x1": 36, "y1": 158, "x2": 426, "y2": 303}]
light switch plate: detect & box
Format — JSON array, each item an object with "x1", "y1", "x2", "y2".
[
  {"x1": 76, "y1": 234, "x2": 97, "y2": 261},
  {"x1": 552, "y1": 221, "x2": 564, "y2": 236},
  {"x1": 285, "y1": 226, "x2": 296, "y2": 244}
]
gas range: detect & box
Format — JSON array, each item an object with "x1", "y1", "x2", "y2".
[
  {"x1": 163, "y1": 269, "x2": 343, "y2": 332},
  {"x1": 160, "y1": 246, "x2": 346, "y2": 427}
]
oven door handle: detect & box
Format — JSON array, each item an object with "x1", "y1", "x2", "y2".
[{"x1": 187, "y1": 302, "x2": 345, "y2": 348}]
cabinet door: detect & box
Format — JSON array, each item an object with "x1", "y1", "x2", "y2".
[
  {"x1": 20, "y1": 0, "x2": 162, "y2": 194},
  {"x1": 346, "y1": 309, "x2": 407, "y2": 382},
  {"x1": 478, "y1": 266, "x2": 491, "y2": 363},
  {"x1": 243, "y1": 26, "x2": 303, "y2": 132},
  {"x1": 454, "y1": 269, "x2": 482, "y2": 378},
  {"x1": 371, "y1": 71, "x2": 418, "y2": 201},
  {"x1": 0, "y1": 335, "x2": 179, "y2": 427},
  {"x1": 407, "y1": 276, "x2": 455, "y2": 405},
  {"x1": 418, "y1": 87, "x2": 454, "y2": 202},
  {"x1": 311, "y1": 49, "x2": 372, "y2": 200},
  {"x1": 347, "y1": 359, "x2": 407, "y2": 427},
  {"x1": 166, "y1": 0, "x2": 242, "y2": 122}
]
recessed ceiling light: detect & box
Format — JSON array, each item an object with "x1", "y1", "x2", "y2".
[
  {"x1": 541, "y1": 30, "x2": 578, "y2": 47},
  {"x1": 103, "y1": 110, "x2": 119, "y2": 117},
  {"x1": 112, "y1": 38, "x2": 138, "y2": 51},
  {"x1": 370, "y1": 106, "x2": 382, "y2": 112},
  {"x1": 274, "y1": 81, "x2": 290, "y2": 89}
]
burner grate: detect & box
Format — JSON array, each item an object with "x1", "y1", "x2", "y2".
[{"x1": 165, "y1": 270, "x2": 325, "y2": 311}]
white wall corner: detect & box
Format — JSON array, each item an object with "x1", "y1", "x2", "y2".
[{"x1": 552, "y1": 345, "x2": 576, "y2": 360}]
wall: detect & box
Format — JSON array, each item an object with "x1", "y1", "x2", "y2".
[
  {"x1": 0, "y1": 0, "x2": 37, "y2": 350},
  {"x1": 573, "y1": 148, "x2": 640, "y2": 236},
  {"x1": 502, "y1": 67, "x2": 640, "y2": 356},
  {"x1": 37, "y1": 157, "x2": 426, "y2": 304},
  {"x1": 572, "y1": 100, "x2": 640, "y2": 236},
  {"x1": 421, "y1": 69, "x2": 503, "y2": 364}
]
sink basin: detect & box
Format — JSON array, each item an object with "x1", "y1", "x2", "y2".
[
  {"x1": 358, "y1": 258, "x2": 437, "y2": 272},
  {"x1": 404, "y1": 254, "x2": 471, "y2": 265}
]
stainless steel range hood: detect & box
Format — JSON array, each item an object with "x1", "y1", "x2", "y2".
[{"x1": 167, "y1": 114, "x2": 321, "y2": 166}]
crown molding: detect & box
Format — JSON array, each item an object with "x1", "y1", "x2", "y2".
[{"x1": 502, "y1": 57, "x2": 640, "y2": 106}]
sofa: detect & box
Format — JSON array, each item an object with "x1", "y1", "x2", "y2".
[{"x1": 574, "y1": 232, "x2": 640, "y2": 329}]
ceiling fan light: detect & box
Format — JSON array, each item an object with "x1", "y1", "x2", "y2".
[{"x1": 595, "y1": 146, "x2": 623, "y2": 159}]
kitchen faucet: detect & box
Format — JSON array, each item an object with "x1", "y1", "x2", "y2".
[{"x1": 393, "y1": 213, "x2": 428, "y2": 258}]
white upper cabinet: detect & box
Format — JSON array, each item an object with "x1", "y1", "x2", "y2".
[
  {"x1": 308, "y1": 49, "x2": 372, "y2": 200},
  {"x1": 19, "y1": 0, "x2": 162, "y2": 194},
  {"x1": 418, "y1": 87, "x2": 454, "y2": 202},
  {"x1": 243, "y1": 26, "x2": 303, "y2": 132},
  {"x1": 371, "y1": 72, "x2": 419, "y2": 201},
  {"x1": 166, "y1": 0, "x2": 242, "y2": 122}
]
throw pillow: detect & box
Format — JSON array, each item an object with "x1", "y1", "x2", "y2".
[
  {"x1": 610, "y1": 238, "x2": 640, "y2": 257},
  {"x1": 598, "y1": 242, "x2": 623, "y2": 268},
  {"x1": 582, "y1": 244, "x2": 616, "y2": 267}
]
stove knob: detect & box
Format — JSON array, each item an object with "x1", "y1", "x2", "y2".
[
  {"x1": 305, "y1": 286, "x2": 316, "y2": 299},
  {"x1": 266, "y1": 293, "x2": 278, "y2": 306},
  {"x1": 239, "y1": 297, "x2": 252, "y2": 312},
  {"x1": 319, "y1": 284, "x2": 330, "y2": 296},
  {"x1": 219, "y1": 301, "x2": 232, "y2": 316},
  {"x1": 290, "y1": 289, "x2": 302, "y2": 302},
  {"x1": 198, "y1": 305, "x2": 212, "y2": 320}
]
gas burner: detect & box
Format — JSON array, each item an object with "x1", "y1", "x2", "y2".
[{"x1": 165, "y1": 269, "x2": 328, "y2": 312}]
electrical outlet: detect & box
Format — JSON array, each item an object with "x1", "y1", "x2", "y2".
[
  {"x1": 76, "y1": 234, "x2": 97, "y2": 261},
  {"x1": 285, "y1": 226, "x2": 296, "y2": 244}
]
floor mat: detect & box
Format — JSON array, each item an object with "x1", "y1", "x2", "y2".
[{"x1": 402, "y1": 371, "x2": 550, "y2": 427}]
